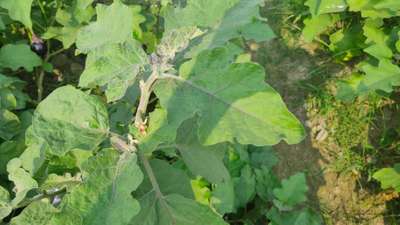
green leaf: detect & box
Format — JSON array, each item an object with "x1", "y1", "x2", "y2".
[
  {"x1": 164, "y1": 0, "x2": 275, "y2": 57},
  {"x1": 373, "y1": 164, "x2": 400, "y2": 192},
  {"x1": 302, "y1": 14, "x2": 340, "y2": 43},
  {"x1": 191, "y1": 178, "x2": 212, "y2": 205},
  {"x1": 9, "y1": 201, "x2": 59, "y2": 225},
  {"x1": 0, "y1": 140, "x2": 25, "y2": 175},
  {"x1": 348, "y1": 0, "x2": 400, "y2": 18},
  {"x1": 79, "y1": 40, "x2": 148, "y2": 102},
  {"x1": 0, "y1": 109, "x2": 21, "y2": 140},
  {"x1": 363, "y1": 19, "x2": 393, "y2": 60},
  {"x1": 39, "y1": 173, "x2": 81, "y2": 192},
  {"x1": 0, "y1": 0, "x2": 33, "y2": 29},
  {"x1": 211, "y1": 180, "x2": 235, "y2": 214},
  {"x1": 7, "y1": 158, "x2": 38, "y2": 206},
  {"x1": 28, "y1": 86, "x2": 109, "y2": 155},
  {"x1": 249, "y1": 146, "x2": 278, "y2": 169},
  {"x1": 43, "y1": 26, "x2": 81, "y2": 49},
  {"x1": 396, "y1": 39, "x2": 400, "y2": 52},
  {"x1": 136, "y1": 108, "x2": 180, "y2": 154},
  {"x1": 273, "y1": 173, "x2": 308, "y2": 207},
  {"x1": 255, "y1": 166, "x2": 280, "y2": 202},
  {"x1": 0, "y1": 44, "x2": 42, "y2": 72},
  {"x1": 0, "y1": 89, "x2": 17, "y2": 110},
  {"x1": 176, "y1": 120, "x2": 231, "y2": 184},
  {"x1": 305, "y1": 0, "x2": 347, "y2": 16},
  {"x1": 131, "y1": 194, "x2": 227, "y2": 225},
  {"x1": 77, "y1": 0, "x2": 95, "y2": 9},
  {"x1": 10, "y1": 149, "x2": 143, "y2": 225},
  {"x1": 233, "y1": 165, "x2": 256, "y2": 208},
  {"x1": 76, "y1": 0, "x2": 136, "y2": 53},
  {"x1": 359, "y1": 59, "x2": 400, "y2": 94},
  {"x1": 43, "y1": 3, "x2": 95, "y2": 49},
  {"x1": 135, "y1": 159, "x2": 193, "y2": 198},
  {"x1": 0, "y1": 74, "x2": 25, "y2": 89},
  {"x1": 19, "y1": 144, "x2": 46, "y2": 176},
  {"x1": 0, "y1": 186, "x2": 11, "y2": 220},
  {"x1": 155, "y1": 46, "x2": 305, "y2": 147},
  {"x1": 335, "y1": 73, "x2": 364, "y2": 102},
  {"x1": 328, "y1": 24, "x2": 366, "y2": 60},
  {"x1": 131, "y1": 158, "x2": 225, "y2": 225},
  {"x1": 61, "y1": 150, "x2": 143, "y2": 225},
  {"x1": 157, "y1": 27, "x2": 201, "y2": 61},
  {"x1": 267, "y1": 207, "x2": 323, "y2": 225}
]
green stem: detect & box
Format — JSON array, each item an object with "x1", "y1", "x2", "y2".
[
  {"x1": 36, "y1": 70, "x2": 45, "y2": 102},
  {"x1": 36, "y1": 0, "x2": 48, "y2": 25},
  {"x1": 47, "y1": 48, "x2": 65, "y2": 59},
  {"x1": 16, "y1": 188, "x2": 67, "y2": 209},
  {"x1": 138, "y1": 152, "x2": 163, "y2": 199}
]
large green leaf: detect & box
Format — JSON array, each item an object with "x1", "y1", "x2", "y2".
[
  {"x1": 373, "y1": 164, "x2": 400, "y2": 192},
  {"x1": 10, "y1": 149, "x2": 143, "y2": 225},
  {"x1": 76, "y1": 0, "x2": 135, "y2": 53},
  {"x1": 155, "y1": 46, "x2": 305, "y2": 147},
  {"x1": 0, "y1": 44, "x2": 42, "y2": 72},
  {"x1": 79, "y1": 40, "x2": 148, "y2": 102},
  {"x1": 28, "y1": 86, "x2": 109, "y2": 155},
  {"x1": 164, "y1": 0, "x2": 275, "y2": 57},
  {"x1": 0, "y1": 0, "x2": 33, "y2": 29}
]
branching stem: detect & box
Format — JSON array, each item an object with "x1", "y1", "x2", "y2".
[{"x1": 134, "y1": 64, "x2": 160, "y2": 128}]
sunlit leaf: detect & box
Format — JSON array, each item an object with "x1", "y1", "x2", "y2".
[{"x1": 28, "y1": 86, "x2": 109, "y2": 155}]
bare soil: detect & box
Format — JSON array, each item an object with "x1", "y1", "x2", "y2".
[{"x1": 254, "y1": 35, "x2": 389, "y2": 225}]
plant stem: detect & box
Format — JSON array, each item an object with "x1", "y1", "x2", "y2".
[
  {"x1": 134, "y1": 64, "x2": 160, "y2": 128},
  {"x1": 138, "y1": 152, "x2": 163, "y2": 199},
  {"x1": 36, "y1": 70, "x2": 45, "y2": 102},
  {"x1": 16, "y1": 188, "x2": 66, "y2": 209},
  {"x1": 110, "y1": 134, "x2": 137, "y2": 153},
  {"x1": 36, "y1": 0, "x2": 48, "y2": 25}
]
